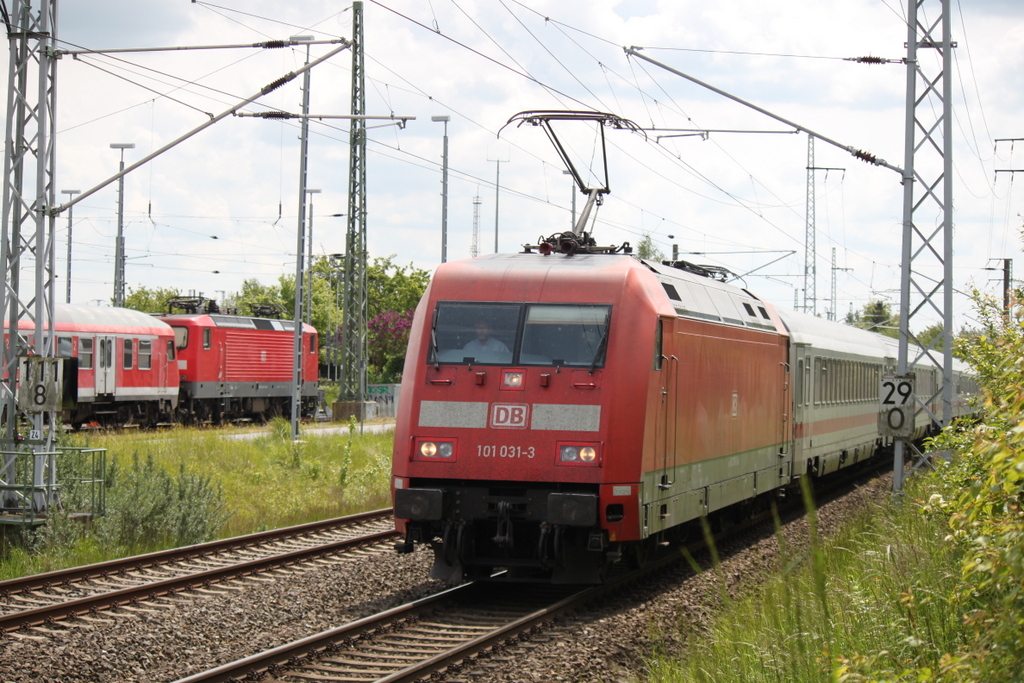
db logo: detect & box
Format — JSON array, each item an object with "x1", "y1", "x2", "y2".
[{"x1": 490, "y1": 403, "x2": 529, "y2": 429}]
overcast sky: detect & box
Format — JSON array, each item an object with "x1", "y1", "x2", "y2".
[{"x1": 9, "y1": 0, "x2": 1023, "y2": 328}]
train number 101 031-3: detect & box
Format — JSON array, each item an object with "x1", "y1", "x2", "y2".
[{"x1": 477, "y1": 445, "x2": 536, "y2": 459}]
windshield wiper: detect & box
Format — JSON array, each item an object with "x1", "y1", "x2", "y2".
[
  {"x1": 589, "y1": 310, "x2": 611, "y2": 374},
  {"x1": 430, "y1": 307, "x2": 440, "y2": 370}
]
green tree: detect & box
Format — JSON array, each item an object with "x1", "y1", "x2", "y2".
[
  {"x1": 845, "y1": 299, "x2": 899, "y2": 338},
  {"x1": 228, "y1": 278, "x2": 287, "y2": 318},
  {"x1": 366, "y1": 256, "x2": 431, "y2": 320},
  {"x1": 121, "y1": 285, "x2": 182, "y2": 313},
  {"x1": 635, "y1": 233, "x2": 665, "y2": 261}
]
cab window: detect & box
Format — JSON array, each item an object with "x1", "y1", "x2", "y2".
[
  {"x1": 172, "y1": 326, "x2": 188, "y2": 350},
  {"x1": 429, "y1": 301, "x2": 611, "y2": 369}
]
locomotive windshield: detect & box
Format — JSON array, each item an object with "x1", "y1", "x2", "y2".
[{"x1": 430, "y1": 302, "x2": 610, "y2": 368}]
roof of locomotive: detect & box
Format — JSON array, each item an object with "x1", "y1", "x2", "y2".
[
  {"x1": 159, "y1": 313, "x2": 315, "y2": 333},
  {"x1": 431, "y1": 252, "x2": 788, "y2": 334}
]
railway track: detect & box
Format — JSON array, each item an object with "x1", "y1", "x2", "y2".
[
  {"x1": 171, "y1": 462, "x2": 890, "y2": 683},
  {"x1": 0, "y1": 508, "x2": 399, "y2": 636},
  {"x1": 172, "y1": 573, "x2": 644, "y2": 683}
]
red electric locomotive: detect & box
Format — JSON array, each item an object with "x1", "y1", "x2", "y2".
[
  {"x1": 391, "y1": 241, "x2": 974, "y2": 583},
  {"x1": 159, "y1": 310, "x2": 318, "y2": 423},
  {"x1": 2, "y1": 304, "x2": 180, "y2": 427}
]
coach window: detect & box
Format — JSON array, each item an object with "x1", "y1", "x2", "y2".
[
  {"x1": 166, "y1": 339, "x2": 176, "y2": 361},
  {"x1": 309, "y1": 334, "x2": 316, "y2": 354},
  {"x1": 57, "y1": 336, "x2": 73, "y2": 358},
  {"x1": 138, "y1": 340, "x2": 152, "y2": 370},
  {"x1": 430, "y1": 302, "x2": 519, "y2": 365},
  {"x1": 520, "y1": 304, "x2": 610, "y2": 368},
  {"x1": 79, "y1": 338, "x2": 94, "y2": 370},
  {"x1": 122, "y1": 338, "x2": 134, "y2": 370},
  {"x1": 203, "y1": 328, "x2": 211, "y2": 350}
]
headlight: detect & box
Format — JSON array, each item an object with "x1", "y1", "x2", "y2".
[
  {"x1": 502, "y1": 369, "x2": 525, "y2": 389},
  {"x1": 558, "y1": 443, "x2": 600, "y2": 466},
  {"x1": 415, "y1": 439, "x2": 456, "y2": 460}
]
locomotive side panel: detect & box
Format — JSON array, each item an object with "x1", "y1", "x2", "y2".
[{"x1": 639, "y1": 310, "x2": 789, "y2": 537}]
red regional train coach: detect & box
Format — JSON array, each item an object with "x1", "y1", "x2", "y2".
[
  {"x1": 160, "y1": 312, "x2": 318, "y2": 423},
  {"x1": 392, "y1": 252, "x2": 793, "y2": 583},
  {"x1": 391, "y1": 248, "x2": 976, "y2": 584},
  {"x1": 3, "y1": 304, "x2": 179, "y2": 427}
]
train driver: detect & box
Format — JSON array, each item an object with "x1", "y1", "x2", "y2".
[{"x1": 463, "y1": 321, "x2": 510, "y2": 354}]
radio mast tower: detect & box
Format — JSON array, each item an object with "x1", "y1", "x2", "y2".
[{"x1": 471, "y1": 192, "x2": 481, "y2": 258}]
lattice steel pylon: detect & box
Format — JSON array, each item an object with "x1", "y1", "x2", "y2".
[
  {"x1": 340, "y1": 0, "x2": 367, "y2": 406},
  {"x1": 893, "y1": 0, "x2": 955, "y2": 492},
  {"x1": 0, "y1": 0, "x2": 60, "y2": 514},
  {"x1": 804, "y1": 135, "x2": 816, "y2": 315}
]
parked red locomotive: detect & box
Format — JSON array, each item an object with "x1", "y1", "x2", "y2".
[
  {"x1": 391, "y1": 240, "x2": 974, "y2": 583},
  {"x1": 159, "y1": 305, "x2": 318, "y2": 424}
]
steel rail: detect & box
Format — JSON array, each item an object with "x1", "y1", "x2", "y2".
[
  {"x1": 0, "y1": 508, "x2": 393, "y2": 596},
  {"x1": 1, "y1": 514, "x2": 397, "y2": 633}
]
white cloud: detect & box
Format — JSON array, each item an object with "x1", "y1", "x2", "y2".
[{"x1": 0, "y1": 0, "x2": 1020, "y2": 328}]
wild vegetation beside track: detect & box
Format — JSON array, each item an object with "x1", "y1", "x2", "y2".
[
  {"x1": 0, "y1": 417, "x2": 393, "y2": 581},
  {"x1": 645, "y1": 284, "x2": 1024, "y2": 682}
]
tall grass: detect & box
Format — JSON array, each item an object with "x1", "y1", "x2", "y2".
[
  {"x1": 0, "y1": 420, "x2": 395, "y2": 580},
  {"x1": 645, "y1": 477, "x2": 967, "y2": 683}
]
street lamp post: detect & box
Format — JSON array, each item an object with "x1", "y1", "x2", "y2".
[
  {"x1": 110, "y1": 143, "x2": 134, "y2": 307},
  {"x1": 61, "y1": 189, "x2": 80, "y2": 303},
  {"x1": 305, "y1": 188, "x2": 320, "y2": 324},
  {"x1": 290, "y1": 34, "x2": 314, "y2": 441},
  {"x1": 431, "y1": 115, "x2": 450, "y2": 263}
]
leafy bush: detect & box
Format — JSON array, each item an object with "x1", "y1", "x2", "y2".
[
  {"x1": 94, "y1": 453, "x2": 229, "y2": 552},
  {"x1": 917, "y1": 282, "x2": 1024, "y2": 681}
]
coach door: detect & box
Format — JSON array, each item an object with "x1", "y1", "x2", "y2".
[
  {"x1": 791, "y1": 344, "x2": 808, "y2": 462},
  {"x1": 96, "y1": 336, "x2": 116, "y2": 395},
  {"x1": 657, "y1": 318, "x2": 679, "y2": 489}
]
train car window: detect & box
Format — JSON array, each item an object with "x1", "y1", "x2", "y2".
[
  {"x1": 652, "y1": 320, "x2": 663, "y2": 371},
  {"x1": 57, "y1": 336, "x2": 73, "y2": 358},
  {"x1": 431, "y1": 302, "x2": 519, "y2": 365},
  {"x1": 166, "y1": 339, "x2": 176, "y2": 361},
  {"x1": 520, "y1": 304, "x2": 611, "y2": 368},
  {"x1": 138, "y1": 340, "x2": 152, "y2": 370},
  {"x1": 122, "y1": 338, "x2": 134, "y2": 370},
  {"x1": 79, "y1": 338, "x2": 94, "y2": 370},
  {"x1": 172, "y1": 326, "x2": 188, "y2": 350},
  {"x1": 203, "y1": 328, "x2": 211, "y2": 350},
  {"x1": 309, "y1": 334, "x2": 316, "y2": 354}
]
